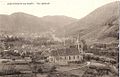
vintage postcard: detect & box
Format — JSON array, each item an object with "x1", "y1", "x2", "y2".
[{"x1": 0, "y1": 0, "x2": 119, "y2": 77}]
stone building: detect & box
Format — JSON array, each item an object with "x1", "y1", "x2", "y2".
[{"x1": 48, "y1": 48, "x2": 83, "y2": 65}]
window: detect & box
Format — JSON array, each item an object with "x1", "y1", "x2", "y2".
[
  {"x1": 69, "y1": 56, "x2": 71, "y2": 60},
  {"x1": 60, "y1": 57, "x2": 63, "y2": 60},
  {"x1": 77, "y1": 55, "x2": 79, "y2": 59},
  {"x1": 65, "y1": 56, "x2": 67, "y2": 60},
  {"x1": 73, "y1": 56, "x2": 75, "y2": 59}
]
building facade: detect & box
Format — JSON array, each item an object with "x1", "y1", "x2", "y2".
[{"x1": 48, "y1": 48, "x2": 83, "y2": 65}]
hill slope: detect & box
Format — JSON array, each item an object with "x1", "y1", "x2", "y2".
[
  {"x1": 0, "y1": 12, "x2": 77, "y2": 37},
  {"x1": 65, "y1": 1, "x2": 119, "y2": 44}
]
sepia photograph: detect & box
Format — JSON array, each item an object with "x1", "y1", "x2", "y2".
[{"x1": 0, "y1": 0, "x2": 119, "y2": 77}]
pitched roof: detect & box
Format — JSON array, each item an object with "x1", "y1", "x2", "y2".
[{"x1": 50, "y1": 48, "x2": 81, "y2": 56}]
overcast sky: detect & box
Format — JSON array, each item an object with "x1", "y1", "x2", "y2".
[{"x1": 0, "y1": 0, "x2": 119, "y2": 19}]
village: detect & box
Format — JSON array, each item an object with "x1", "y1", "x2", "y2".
[{"x1": 0, "y1": 34, "x2": 118, "y2": 77}]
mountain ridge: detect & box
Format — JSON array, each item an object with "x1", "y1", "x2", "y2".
[
  {"x1": 64, "y1": 1, "x2": 119, "y2": 44},
  {"x1": 0, "y1": 12, "x2": 77, "y2": 36},
  {"x1": 0, "y1": 1, "x2": 119, "y2": 44}
]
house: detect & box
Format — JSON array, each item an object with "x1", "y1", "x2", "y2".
[{"x1": 48, "y1": 48, "x2": 83, "y2": 65}]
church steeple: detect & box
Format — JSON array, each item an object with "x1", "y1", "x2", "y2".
[{"x1": 77, "y1": 34, "x2": 83, "y2": 53}]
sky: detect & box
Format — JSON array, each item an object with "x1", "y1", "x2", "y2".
[{"x1": 0, "y1": 0, "x2": 119, "y2": 19}]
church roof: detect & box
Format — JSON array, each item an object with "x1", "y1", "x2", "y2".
[{"x1": 50, "y1": 48, "x2": 81, "y2": 56}]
